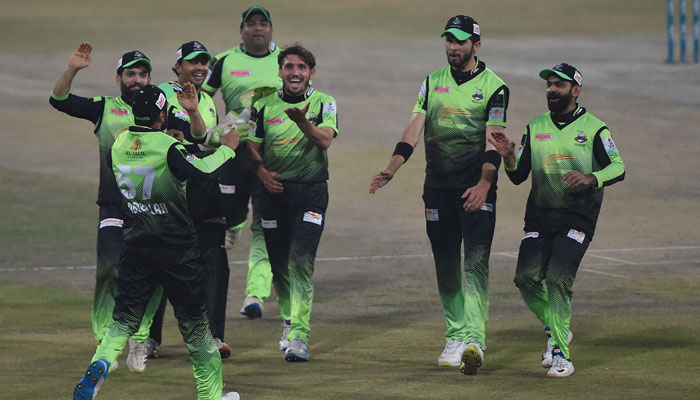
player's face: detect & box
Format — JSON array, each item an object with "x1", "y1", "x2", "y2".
[
  {"x1": 117, "y1": 64, "x2": 151, "y2": 99},
  {"x1": 445, "y1": 35, "x2": 480, "y2": 71},
  {"x1": 175, "y1": 55, "x2": 210, "y2": 89},
  {"x1": 546, "y1": 76, "x2": 581, "y2": 114},
  {"x1": 279, "y1": 54, "x2": 315, "y2": 97},
  {"x1": 240, "y1": 13, "x2": 272, "y2": 50}
]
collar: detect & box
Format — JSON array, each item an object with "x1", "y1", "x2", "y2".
[
  {"x1": 450, "y1": 57, "x2": 486, "y2": 85},
  {"x1": 279, "y1": 86, "x2": 314, "y2": 103},
  {"x1": 129, "y1": 125, "x2": 162, "y2": 133},
  {"x1": 550, "y1": 105, "x2": 587, "y2": 129},
  {"x1": 239, "y1": 42, "x2": 276, "y2": 58}
]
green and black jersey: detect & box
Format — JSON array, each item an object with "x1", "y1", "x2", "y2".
[
  {"x1": 249, "y1": 88, "x2": 338, "y2": 183},
  {"x1": 111, "y1": 126, "x2": 235, "y2": 246},
  {"x1": 505, "y1": 106, "x2": 625, "y2": 237},
  {"x1": 50, "y1": 92, "x2": 134, "y2": 205},
  {"x1": 158, "y1": 81, "x2": 218, "y2": 144},
  {"x1": 414, "y1": 59, "x2": 509, "y2": 190},
  {"x1": 203, "y1": 43, "x2": 282, "y2": 118}
]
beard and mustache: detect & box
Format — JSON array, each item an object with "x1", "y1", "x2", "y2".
[
  {"x1": 120, "y1": 81, "x2": 145, "y2": 100},
  {"x1": 547, "y1": 88, "x2": 575, "y2": 114}
]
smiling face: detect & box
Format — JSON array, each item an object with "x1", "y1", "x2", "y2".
[
  {"x1": 279, "y1": 54, "x2": 315, "y2": 97},
  {"x1": 116, "y1": 63, "x2": 151, "y2": 100},
  {"x1": 175, "y1": 54, "x2": 210, "y2": 89}
]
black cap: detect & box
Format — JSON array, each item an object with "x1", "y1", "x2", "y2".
[
  {"x1": 117, "y1": 50, "x2": 152, "y2": 74},
  {"x1": 539, "y1": 63, "x2": 583, "y2": 86},
  {"x1": 176, "y1": 41, "x2": 213, "y2": 63},
  {"x1": 441, "y1": 15, "x2": 481, "y2": 41},
  {"x1": 241, "y1": 6, "x2": 271, "y2": 23},
  {"x1": 132, "y1": 85, "x2": 167, "y2": 123}
]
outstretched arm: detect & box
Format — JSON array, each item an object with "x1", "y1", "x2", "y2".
[
  {"x1": 285, "y1": 103, "x2": 335, "y2": 150},
  {"x1": 53, "y1": 42, "x2": 92, "y2": 97},
  {"x1": 177, "y1": 82, "x2": 206, "y2": 140},
  {"x1": 369, "y1": 112, "x2": 425, "y2": 194}
]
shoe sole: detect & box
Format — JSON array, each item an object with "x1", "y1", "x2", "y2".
[
  {"x1": 240, "y1": 303, "x2": 262, "y2": 319},
  {"x1": 459, "y1": 346, "x2": 483, "y2": 375},
  {"x1": 74, "y1": 360, "x2": 109, "y2": 400},
  {"x1": 438, "y1": 360, "x2": 460, "y2": 367},
  {"x1": 547, "y1": 368, "x2": 575, "y2": 378},
  {"x1": 284, "y1": 352, "x2": 309, "y2": 362},
  {"x1": 219, "y1": 347, "x2": 231, "y2": 359}
]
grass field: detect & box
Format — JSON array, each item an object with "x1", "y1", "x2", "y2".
[{"x1": 1, "y1": 0, "x2": 700, "y2": 399}]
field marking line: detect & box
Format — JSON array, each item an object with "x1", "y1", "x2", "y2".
[
  {"x1": 579, "y1": 268, "x2": 630, "y2": 279},
  {"x1": 585, "y1": 253, "x2": 637, "y2": 265}
]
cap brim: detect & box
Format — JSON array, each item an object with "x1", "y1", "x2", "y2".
[
  {"x1": 539, "y1": 69, "x2": 572, "y2": 82},
  {"x1": 243, "y1": 6, "x2": 270, "y2": 22},
  {"x1": 122, "y1": 58, "x2": 153, "y2": 72},
  {"x1": 441, "y1": 28, "x2": 471, "y2": 41},
  {"x1": 183, "y1": 51, "x2": 213, "y2": 62}
]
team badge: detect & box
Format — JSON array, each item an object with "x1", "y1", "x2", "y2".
[
  {"x1": 567, "y1": 229, "x2": 586, "y2": 244},
  {"x1": 425, "y1": 209, "x2": 439, "y2": 221},
  {"x1": 603, "y1": 136, "x2": 617, "y2": 155},
  {"x1": 472, "y1": 88, "x2": 483, "y2": 101},
  {"x1": 574, "y1": 130, "x2": 587, "y2": 143},
  {"x1": 303, "y1": 211, "x2": 323, "y2": 226}
]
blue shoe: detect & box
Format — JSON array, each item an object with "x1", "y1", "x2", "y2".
[
  {"x1": 239, "y1": 296, "x2": 263, "y2": 319},
  {"x1": 284, "y1": 338, "x2": 309, "y2": 362},
  {"x1": 73, "y1": 359, "x2": 110, "y2": 399}
]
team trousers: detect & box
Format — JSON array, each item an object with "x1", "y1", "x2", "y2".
[
  {"x1": 260, "y1": 181, "x2": 328, "y2": 342},
  {"x1": 423, "y1": 187, "x2": 496, "y2": 347},
  {"x1": 513, "y1": 229, "x2": 590, "y2": 360}
]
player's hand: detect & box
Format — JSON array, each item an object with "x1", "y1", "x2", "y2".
[
  {"x1": 166, "y1": 129, "x2": 184, "y2": 143},
  {"x1": 369, "y1": 170, "x2": 394, "y2": 194},
  {"x1": 68, "y1": 42, "x2": 92, "y2": 70},
  {"x1": 562, "y1": 170, "x2": 597, "y2": 188},
  {"x1": 461, "y1": 181, "x2": 489, "y2": 212},
  {"x1": 177, "y1": 82, "x2": 199, "y2": 112},
  {"x1": 488, "y1": 131, "x2": 515, "y2": 158},
  {"x1": 220, "y1": 125, "x2": 240, "y2": 150},
  {"x1": 262, "y1": 170, "x2": 284, "y2": 193},
  {"x1": 284, "y1": 103, "x2": 310, "y2": 125}
]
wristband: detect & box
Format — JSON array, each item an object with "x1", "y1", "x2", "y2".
[
  {"x1": 392, "y1": 142, "x2": 414, "y2": 162},
  {"x1": 483, "y1": 150, "x2": 502, "y2": 168}
]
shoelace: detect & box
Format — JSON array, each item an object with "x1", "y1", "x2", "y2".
[{"x1": 442, "y1": 339, "x2": 462, "y2": 354}]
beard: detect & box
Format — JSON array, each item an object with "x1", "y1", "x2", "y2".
[
  {"x1": 547, "y1": 89, "x2": 574, "y2": 114},
  {"x1": 447, "y1": 48, "x2": 474, "y2": 71},
  {"x1": 120, "y1": 81, "x2": 145, "y2": 100}
]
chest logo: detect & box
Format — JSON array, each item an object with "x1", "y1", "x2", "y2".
[
  {"x1": 266, "y1": 117, "x2": 284, "y2": 126},
  {"x1": 472, "y1": 88, "x2": 483, "y2": 101},
  {"x1": 111, "y1": 108, "x2": 130, "y2": 116},
  {"x1": 434, "y1": 86, "x2": 451, "y2": 94},
  {"x1": 535, "y1": 134, "x2": 553, "y2": 141},
  {"x1": 437, "y1": 108, "x2": 470, "y2": 128},
  {"x1": 541, "y1": 153, "x2": 574, "y2": 170},
  {"x1": 230, "y1": 70, "x2": 252, "y2": 77},
  {"x1": 574, "y1": 130, "x2": 588, "y2": 143}
]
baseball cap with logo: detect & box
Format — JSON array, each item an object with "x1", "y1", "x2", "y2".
[
  {"x1": 241, "y1": 6, "x2": 271, "y2": 24},
  {"x1": 117, "y1": 50, "x2": 152, "y2": 74},
  {"x1": 176, "y1": 41, "x2": 213, "y2": 63},
  {"x1": 539, "y1": 63, "x2": 583, "y2": 86},
  {"x1": 132, "y1": 85, "x2": 168, "y2": 123},
  {"x1": 441, "y1": 15, "x2": 481, "y2": 41}
]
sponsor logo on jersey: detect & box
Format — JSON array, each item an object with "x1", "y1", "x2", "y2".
[
  {"x1": 535, "y1": 134, "x2": 553, "y2": 141},
  {"x1": 480, "y1": 203, "x2": 494, "y2": 212},
  {"x1": 522, "y1": 232, "x2": 539, "y2": 240},
  {"x1": 472, "y1": 88, "x2": 484, "y2": 101},
  {"x1": 273, "y1": 137, "x2": 303, "y2": 154},
  {"x1": 541, "y1": 154, "x2": 574, "y2": 170},
  {"x1": 308, "y1": 111, "x2": 317, "y2": 124},
  {"x1": 323, "y1": 101, "x2": 337, "y2": 116},
  {"x1": 230, "y1": 70, "x2": 252, "y2": 77},
  {"x1": 130, "y1": 137, "x2": 141, "y2": 151},
  {"x1": 126, "y1": 201, "x2": 169, "y2": 215},
  {"x1": 434, "y1": 86, "x2": 451, "y2": 94},
  {"x1": 303, "y1": 211, "x2": 323, "y2": 226},
  {"x1": 266, "y1": 117, "x2": 284, "y2": 125},
  {"x1": 261, "y1": 219, "x2": 278, "y2": 229},
  {"x1": 567, "y1": 229, "x2": 585, "y2": 244},
  {"x1": 574, "y1": 130, "x2": 587, "y2": 144},
  {"x1": 209, "y1": 106, "x2": 216, "y2": 116},
  {"x1": 99, "y1": 218, "x2": 124, "y2": 229},
  {"x1": 437, "y1": 108, "x2": 470, "y2": 128},
  {"x1": 603, "y1": 136, "x2": 617, "y2": 155},
  {"x1": 185, "y1": 154, "x2": 197, "y2": 164},
  {"x1": 489, "y1": 107, "x2": 504, "y2": 121},
  {"x1": 175, "y1": 109, "x2": 190, "y2": 121},
  {"x1": 111, "y1": 108, "x2": 130, "y2": 116},
  {"x1": 425, "y1": 208, "x2": 439, "y2": 221},
  {"x1": 219, "y1": 184, "x2": 236, "y2": 194}
]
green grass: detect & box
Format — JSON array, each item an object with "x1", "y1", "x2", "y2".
[{"x1": 1, "y1": 281, "x2": 699, "y2": 400}]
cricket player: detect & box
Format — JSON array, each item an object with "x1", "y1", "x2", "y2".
[
  {"x1": 369, "y1": 15, "x2": 508, "y2": 375},
  {"x1": 248, "y1": 44, "x2": 338, "y2": 361},
  {"x1": 50, "y1": 43, "x2": 163, "y2": 372},
  {"x1": 203, "y1": 6, "x2": 282, "y2": 322},
  {"x1": 489, "y1": 63, "x2": 626, "y2": 378},
  {"x1": 72, "y1": 84, "x2": 240, "y2": 400}
]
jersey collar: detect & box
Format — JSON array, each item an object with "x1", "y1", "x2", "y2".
[
  {"x1": 239, "y1": 42, "x2": 276, "y2": 58},
  {"x1": 279, "y1": 86, "x2": 314, "y2": 103},
  {"x1": 550, "y1": 105, "x2": 587, "y2": 130},
  {"x1": 449, "y1": 57, "x2": 486, "y2": 85}
]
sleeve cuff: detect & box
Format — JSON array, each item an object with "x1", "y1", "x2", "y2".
[
  {"x1": 218, "y1": 144, "x2": 236, "y2": 159},
  {"x1": 486, "y1": 120, "x2": 507, "y2": 127},
  {"x1": 591, "y1": 171, "x2": 604, "y2": 188},
  {"x1": 504, "y1": 165, "x2": 517, "y2": 172},
  {"x1": 50, "y1": 91, "x2": 70, "y2": 101}
]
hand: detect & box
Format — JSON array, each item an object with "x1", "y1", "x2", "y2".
[
  {"x1": 487, "y1": 130, "x2": 515, "y2": 158},
  {"x1": 220, "y1": 125, "x2": 240, "y2": 150},
  {"x1": 461, "y1": 181, "x2": 489, "y2": 212},
  {"x1": 262, "y1": 170, "x2": 283, "y2": 193},
  {"x1": 562, "y1": 170, "x2": 597, "y2": 188},
  {"x1": 177, "y1": 82, "x2": 199, "y2": 112},
  {"x1": 369, "y1": 170, "x2": 394, "y2": 194},
  {"x1": 284, "y1": 103, "x2": 310, "y2": 125},
  {"x1": 166, "y1": 129, "x2": 184, "y2": 143},
  {"x1": 68, "y1": 42, "x2": 92, "y2": 70}
]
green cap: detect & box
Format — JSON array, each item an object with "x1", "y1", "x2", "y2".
[{"x1": 241, "y1": 6, "x2": 271, "y2": 23}]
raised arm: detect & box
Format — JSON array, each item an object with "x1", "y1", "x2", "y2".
[{"x1": 53, "y1": 42, "x2": 92, "y2": 97}]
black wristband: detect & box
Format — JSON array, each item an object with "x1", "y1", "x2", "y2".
[
  {"x1": 483, "y1": 149, "x2": 502, "y2": 168},
  {"x1": 392, "y1": 142, "x2": 414, "y2": 162}
]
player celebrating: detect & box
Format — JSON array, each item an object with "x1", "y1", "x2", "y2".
[
  {"x1": 369, "y1": 15, "x2": 508, "y2": 375},
  {"x1": 248, "y1": 44, "x2": 338, "y2": 362},
  {"x1": 489, "y1": 63, "x2": 625, "y2": 378}
]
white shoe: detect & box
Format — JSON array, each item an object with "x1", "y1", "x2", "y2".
[
  {"x1": 225, "y1": 228, "x2": 242, "y2": 250},
  {"x1": 126, "y1": 337, "x2": 148, "y2": 373},
  {"x1": 284, "y1": 338, "x2": 309, "y2": 362},
  {"x1": 541, "y1": 330, "x2": 573, "y2": 368},
  {"x1": 279, "y1": 321, "x2": 291, "y2": 351},
  {"x1": 437, "y1": 339, "x2": 467, "y2": 367},
  {"x1": 459, "y1": 339, "x2": 484, "y2": 375},
  {"x1": 239, "y1": 296, "x2": 263, "y2": 319},
  {"x1": 145, "y1": 337, "x2": 159, "y2": 359},
  {"x1": 110, "y1": 359, "x2": 118, "y2": 372},
  {"x1": 547, "y1": 352, "x2": 575, "y2": 378},
  {"x1": 221, "y1": 391, "x2": 241, "y2": 400}
]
